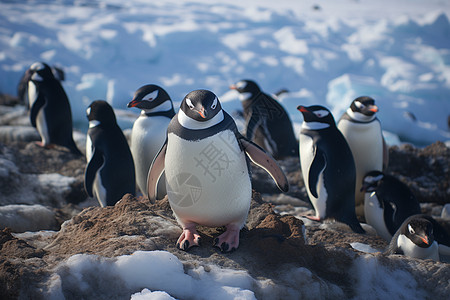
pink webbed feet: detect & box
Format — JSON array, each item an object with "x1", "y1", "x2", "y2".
[
  {"x1": 176, "y1": 225, "x2": 201, "y2": 251},
  {"x1": 213, "y1": 225, "x2": 240, "y2": 253}
]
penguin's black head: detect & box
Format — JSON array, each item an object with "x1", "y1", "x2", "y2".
[
  {"x1": 297, "y1": 105, "x2": 336, "y2": 126},
  {"x1": 404, "y1": 216, "x2": 435, "y2": 248},
  {"x1": 127, "y1": 84, "x2": 171, "y2": 110},
  {"x1": 361, "y1": 170, "x2": 384, "y2": 193},
  {"x1": 350, "y1": 96, "x2": 378, "y2": 117},
  {"x1": 86, "y1": 100, "x2": 117, "y2": 127},
  {"x1": 230, "y1": 80, "x2": 261, "y2": 101},
  {"x1": 180, "y1": 89, "x2": 222, "y2": 122},
  {"x1": 29, "y1": 62, "x2": 55, "y2": 82}
]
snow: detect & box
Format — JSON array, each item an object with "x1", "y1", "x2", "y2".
[{"x1": 1, "y1": 0, "x2": 449, "y2": 146}]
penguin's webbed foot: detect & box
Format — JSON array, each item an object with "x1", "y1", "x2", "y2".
[
  {"x1": 176, "y1": 226, "x2": 201, "y2": 251},
  {"x1": 305, "y1": 215, "x2": 321, "y2": 221},
  {"x1": 35, "y1": 141, "x2": 54, "y2": 149},
  {"x1": 213, "y1": 225, "x2": 240, "y2": 253}
]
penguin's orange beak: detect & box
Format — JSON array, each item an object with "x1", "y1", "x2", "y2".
[
  {"x1": 127, "y1": 99, "x2": 140, "y2": 108},
  {"x1": 297, "y1": 105, "x2": 308, "y2": 113},
  {"x1": 419, "y1": 235, "x2": 429, "y2": 245},
  {"x1": 369, "y1": 105, "x2": 378, "y2": 113},
  {"x1": 197, "y1": 107, "x2": 207, "y2": 119},
  {"x1": 229, "y1": 85, "x2": 236, "y2": 90}
]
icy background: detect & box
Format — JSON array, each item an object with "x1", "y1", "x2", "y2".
[{"x1": 1, "y1": 0, "x2": 450, "y2": 145}]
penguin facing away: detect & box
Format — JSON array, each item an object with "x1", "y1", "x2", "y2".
[
  {"x1": 27, "y1": 62, "x2": 82, "y2": 155},
  {"x1": 230, "y1": 79, "x2": 298, "y2": 159},
  {"x1": 337, "y1": 96, "x2": 389, "y2": 211},
  {"x1": 148, "y1": 89, "x2": 289, "y2": 252},
  {"x1": 85, "y1": 100, "x2": 135, "y2": 207},
  {"x1": 384, "y1": 214, "x2": 450, "y2": 261},
  {"x1": 297, "y1": 105, "x2": 365, "y2": 234},
  {"x1": 361, "y1": 171, "x2": 421, "y2": 241},
  {"x1": 127, "y1": 84, "x2": 175, "y2": 198}
]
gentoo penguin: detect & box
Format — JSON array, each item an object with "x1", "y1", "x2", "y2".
[
  {"x1": 148, "y1": 90, "x2": 289, "y2": 252},
  {"x1": 337, "y1": 96, "x2": 388, "y2": 212},
  {"x1": 85, "y1": 100, "x2": 135, "y2": 207},
  {"x1": 229, "y1": 79, "x2": 298, "y2": 159},
  {"x1": 26, "y1": 62, "x2": 82, "y2": 155},
  {"x1": 297, "y1": 105, "x2": 365, "y2": 234},
  {"x1": 127, "y1": 84, "x2": 175, "y2": 198},
  {"x1": 361, "y1": 171, "x2": 421, "y2": 241},
  {"x1": 18, "y1": 64, "x2": 65, "y2": 107},
  {"x1": 384, "y1": 214, "x2": 450, "y2": 261}
]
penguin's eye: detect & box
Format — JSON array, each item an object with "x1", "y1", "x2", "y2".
[
  {"x1": 408, "y1": 224, "x2": 415, "y2": 234},
  {"x1": 313, "y1": 110, "x2": 329, "y2": 118},
  {"x1": 144, "y1": 90, "x2": 158, "y2": 101},
  {"x1": 211, "y1": 97, "x2": 218, "y2": 109},
  {"x1": 355, "y1": 101, "x2": 365, "y2": 109},
  {"x1": 186, "y1": 98, "x2": 195, "y2": 110}
]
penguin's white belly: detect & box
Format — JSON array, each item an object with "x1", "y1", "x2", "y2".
[
  {"x1": 364, "y1": 193, "x2": 392, "y2": 241},
  {"x1": 131, "y1": 116, "x2": 169, "y2": 195},
  {"x1": 28, "y1": 81, "x2": 49, "y2": 144},
  {"x1": 299, "y1": 133, "x2": 327, "y2": 219},
  {"x1": 165, "y1": 131, "x2": 251, "y2": 228},
  {"x1": 338, "y1": 120, "x2": 383, "y2": 205},
  {"x1": 397, "y1": 234, "x2": 440, "y2": 261},
  {"x1": 85, "y1": 135, "x2": 106, "y2": 207}
]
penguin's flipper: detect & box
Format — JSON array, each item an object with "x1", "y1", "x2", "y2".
[
  {"x1": 308, "y1": 149, "x2": 326, "y2": 199},
  {"x1": 84, "y1": 148, "x2": 104, "y2": 197},
  {"x1": 147, "y1": 142, "x2": 167, "y2": 202},
  {"x1": 29, "y1": 92, "x2": 45, "y2": 128},
  {"x1": 382, "y1": 136, "x2": 389, "y2": 171},
  {"x1": 245, "y1": 111, "x2": 262, "y2": 141},
  {"x1": 240, "y1": 138, "x2": 289, "y2": 192},
  {"x1": 384, "y1": 230, "x2": 402, "y2": 255}
]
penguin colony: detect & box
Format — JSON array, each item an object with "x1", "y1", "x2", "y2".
[{"x1": 19, "y1": 62, "x2": 450, "y2": 258}]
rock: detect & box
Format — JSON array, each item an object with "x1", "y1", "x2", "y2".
[{"x1": 442, "y1": 204, "x2": 450, "y2": 220}]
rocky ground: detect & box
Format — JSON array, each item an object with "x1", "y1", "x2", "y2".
[{"x1": 0, "y1": 94, "x2": 449, "y2": 299}]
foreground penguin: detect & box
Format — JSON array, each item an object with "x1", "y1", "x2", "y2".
[
  {"x1": 128, "y1": 84, "x2": 175, "y2": 197},
  {"x1": 148, "y1": 90, "x2": 289, "y2": 252},
  {"x1": 384, "y1": 214, "x2": 450, "y2": 261},
  {"x1": 337, "y1": 96, "x2": 389, "y2": 211},
  {"x1": 297, "y1": 105, "x2": 365, "y2": 233},
  {"x1": 230, "y1": 79, "x2": 298, "y2": 159},
  {"x1": 361, "y1": 171, "x2": 421, "y2": 241},
  {"x1": 85, "y1": 100, "x2": 135, "y2": 207},
  {"x1": 27, "y1": 62, "x2": 82, "y2": 155}
]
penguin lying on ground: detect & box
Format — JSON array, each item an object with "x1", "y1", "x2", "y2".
[
  {"x1": 26, "y1": 62, "x2": 82, "y2": 155},
  {"x1": 230, "y1": 79, "x2": 298, "y2": 159},
  {"x1": 297, "y1": 105, "x2": 365, "y2": 234},
  {"x1": 384, "y1": 214, "x2": 450, "y2": 261},
  {"x1": 361, "y1": 171, "x2": 421, "y2": 241},
  {"x1": 337, "y1": 96, "x2": 389, "y2": 213},
  {"x1": 128, "y1": 84, "x2": 175, "y2": 198},
  {"x1": 85, "y1": 100, "x2": 135, "y2": 207},
  {"x1": 148, "y1": 90, "x2": 289, "y2": 252}
]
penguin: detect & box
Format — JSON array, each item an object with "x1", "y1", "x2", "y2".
[
  {"x1": 230, "y1": 79, "x2": 298, "y2": 159},
  {"x1": 18, "y1": 64, "x2": 65, "y2": 107},
  {"x1": 147, "y1": 90, "x2": 289, "y2": 252},
  {"x1": 26, "y1": 62, "x2": 82, "y2": 155},
  {"x1": 127, "y1": 84, "x2": 175, "y2": 198},
  {"x1": 297, "y1": 105, "x2": 365, "y2": 234},
  {"x1": 361, "y1": 171, "x2": 421, "y2": 241},
  {"x1": 384, "y1": 214, "x2": 450, "y2": 261},
  {"x1": 85, "y1": 100, "x2": 135, "y2": 207},
  {"x1": 337, "y1": 96, "x2": 389, "y2": 212}
]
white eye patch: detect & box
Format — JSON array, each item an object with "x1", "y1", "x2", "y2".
[
  {"x1": 211, "y1": 97, "x2": 218, "y2": 109},
  {"x1": 235, "y1": 81, "x2": 247, "y2": 89},
  {"x1": 86, "y1": 107, "x2": 91, "y2": 116},
  {"x1": 355, "y1": 101, "x2": 365, "y2": 109},
  {"x1": 30, "y1": 62, "x2": 45, "y2": 71},
  {"x1": 143, "y1": 90, "x2": 158, "y2": 101},
  {"x1": 364, "y1": 174, "x2": 384, "y2": 183},
  {"x1": 186, "y1": 98, "x2": 195, "y2": 109},
  {"x1": 313, "y1": 110, "x2": 329, "y2": 118},
  {"x1": 408, "y1": 224, "x2": 415, "y2": 234}
]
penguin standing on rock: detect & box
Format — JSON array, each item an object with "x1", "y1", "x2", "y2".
[
  {"x1": 337, "y1": 96, "x2": 389, "y2": 212},
  {"x1": 26, "y1": 62, "x2": 82, "y2": 155},
  {"x1": 361, "y1": 171, "x2": 421, "y2": 241},
  {"x1": 127, "y1": 84, "x2": 175, "y2": 198},
  {"x1": 297, "y1": 105, "x2": 364, "y2": 234},
  {"x1": 384, "y1": 214, "x2": 450, "y2": 261},
  {"x1": 230, "y1": 79, "x2": 298, "y2": 159},
  {"x1": 148, "y1": 90, "x2": 289, "y2": 252},
  {"x1": 85, "y1": 100, "x2": 135, "y2": 207}
]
